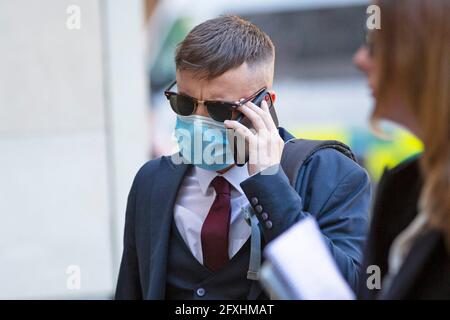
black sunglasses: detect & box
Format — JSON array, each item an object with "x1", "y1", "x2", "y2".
[{"x1": 164, "y1": 80, "x2": 268, "y2": 122}]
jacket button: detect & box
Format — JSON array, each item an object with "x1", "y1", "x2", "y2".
[
  {"x1": 250, "y1": 197, "x2": 258, "y2": 206},
  {"x1": 265, "y1": 221, "x2": 273, "y2": 229},
  {"x1": 255, "y1": 205, "x2": 263, "y2": 213},
  {"x1": 261, "y1": 212, "x2": 269, "y2": 220},
  {"x1": 196, "y1": 288, "x2": 206, "y2": 297}
]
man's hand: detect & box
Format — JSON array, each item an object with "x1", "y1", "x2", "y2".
[{"x1": 224, "y1": 100, "x2": 284, "y2": 176}]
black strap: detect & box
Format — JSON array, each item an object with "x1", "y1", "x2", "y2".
[{"x1": 280, "y1": 139, "x2": 357, "y2": 188}]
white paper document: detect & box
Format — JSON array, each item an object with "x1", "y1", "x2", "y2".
[{"x1": 262, "y1": 216, "x2": 356, "y2": 300}]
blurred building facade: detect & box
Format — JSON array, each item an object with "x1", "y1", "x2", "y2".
[{"x1": 0, "y1": 0, "x2": 149, "y2": 298}]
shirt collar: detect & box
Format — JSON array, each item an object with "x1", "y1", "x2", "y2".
[{"x1": 195, "y1": 164, "x2": 249, "y2": 195}]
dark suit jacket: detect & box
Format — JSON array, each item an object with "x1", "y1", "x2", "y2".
[
  {"x1": 358, "y1": 156, "x2": 450, "y2": 299},
  {"x1": 115, "y1": 128, "x2": 371, "y2": 299}
]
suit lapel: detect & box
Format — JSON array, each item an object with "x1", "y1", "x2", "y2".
[
  {"x1": 379, "y1": 229, "x2": 441, "y2": 299},
  {"x1": 147, "y1": 155, "x2": 190, "y2": 299}
]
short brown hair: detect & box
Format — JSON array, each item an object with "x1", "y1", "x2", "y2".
[{"x1": 175, "y1": 15, "x2": 275, "y2": 80}]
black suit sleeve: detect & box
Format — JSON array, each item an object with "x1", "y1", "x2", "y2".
[
  {"x1": 240, "y1": 149, "x2": 371, "y2": 292},
  {"x1": 115, "y1": 178, "x2": 142, "y2": 299}
]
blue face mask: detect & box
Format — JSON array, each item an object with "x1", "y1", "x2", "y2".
[{"x1": 174, "y1": 115, "x2": 235, "y2": 171}]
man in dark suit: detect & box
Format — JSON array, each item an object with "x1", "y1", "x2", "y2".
[{"x1": 115, "y1": 15, "x2": 371, "y2": 300}]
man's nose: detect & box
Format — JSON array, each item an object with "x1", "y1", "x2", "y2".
[{"x1": 194, "y1": 102, "x2": 210, "y2": 118}]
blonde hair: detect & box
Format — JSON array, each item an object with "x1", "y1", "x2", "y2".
[{"x1": 374, "y1": 0, "x2": 450, "y2": 247}]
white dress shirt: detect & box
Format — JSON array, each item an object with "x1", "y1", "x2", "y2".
[{"x1": 173, "y1": 164, "x2": 251, "y2": 265}]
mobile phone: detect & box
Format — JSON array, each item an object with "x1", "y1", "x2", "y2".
[{"x1": 232, "y1": 90, "x2": 279, "y2": 166}]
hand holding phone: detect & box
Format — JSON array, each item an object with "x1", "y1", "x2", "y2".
[
  {"x1": 232, "y1": 90, "x2": 279, "y2": 166},
  {"x1": 235, "y1": 89, "x2": 278, "y2": 129}
]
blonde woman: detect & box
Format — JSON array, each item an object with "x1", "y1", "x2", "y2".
[{"x1": 354, "y1": 0, "x2": 450, "y2": 299}]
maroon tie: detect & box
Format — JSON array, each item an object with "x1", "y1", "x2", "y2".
[{"x1": 201, "y1": 176, "x2": 231, "y2": 272}]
